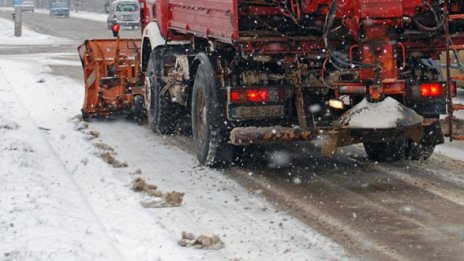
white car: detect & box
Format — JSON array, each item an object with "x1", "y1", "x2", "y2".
[
  {"x1": 21, "y1": 0, "x2": 35, "y2": 12},
  {"x1": 107, "y1": 0, "x2": 140, "y2": 30}
]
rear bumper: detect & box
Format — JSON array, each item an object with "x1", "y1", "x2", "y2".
[
  {"x1": 229, "y1": 123, "x2": 424, "y2": 156},
  {"x1": 228, "y1": 97, "x2": 429, "y2": 155}
]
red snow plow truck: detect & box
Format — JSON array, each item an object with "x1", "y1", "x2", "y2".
[{"x1": 79, "y1": 0, "x2": 464, "y2": 166}]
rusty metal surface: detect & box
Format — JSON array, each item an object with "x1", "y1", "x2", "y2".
[
  {"x1": 230, "y1": 121, "x2": 425, "y2": 147},
  {"x1": 229, "y1": 127, "x2": 314, "y2": 145},
  {"x1": 442, "y1": 116, "x2": 464, "y2": 137},
  {"x1": 289, "y1": 62, "x2": 309, "y2": 129},
  {"x1": 452, "y1": 104, "x2": 464, "y2": 111},
  {"x1": 451, "y1": 135, "x2": 464, "y2": 140}
]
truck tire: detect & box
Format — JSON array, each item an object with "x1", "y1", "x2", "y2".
[
  {"x1": 191, "y1": 59, "x2": 232, "y2": 167},
  {"x1": 404, "y1": 119, "x2": 441, "y2": 160},
  {"x1": 363, "y1": 139, "x2": 405, "y2": 162},
  {"x1": 146, "y1": 52, "x2": 178, "y2": 134},
  {"x1": 405, "y1": 140, "x2": 435, "y2": 160}
]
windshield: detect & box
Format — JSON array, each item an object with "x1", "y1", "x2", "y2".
[{"x1": 116, "y1": 3, "x2": 138, "y2": 12}]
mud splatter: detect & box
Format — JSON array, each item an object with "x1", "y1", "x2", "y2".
[
  {"x1": 140, "y1": 191, "x2": 184, "y2": 208},
  {"x1": 178, "y1": 232, "x2": 225, "y2": 250},
  {"x1": 130, "y1": 169, "x2": 142, "y2": 175},
  {"x1": 84, "y1": 130, "x2": 100, "y2": 140},
  {"x1": 75, "y1": 122, "x2": 89, "y2": 131},
  {"x1": 94, "y1": 142, "x2": 114, "y2": 152},
  {"x1": 163, "y1": 191, "x2": 184, "y2": 206},
  {"x1": 131, "y1": 177, "x2": 158, "y2": 192},
  {"x1": 100, "y1": 152, "x2": 128, "y2": 168},
  {"x1": 71, "y1": 114, "x2": 83, "y2": 122}
]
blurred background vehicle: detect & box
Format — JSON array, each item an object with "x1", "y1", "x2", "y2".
[
  {"x1": 21, "y1": 0, "x2": 34, "y2": 12},
  {"x1": 49, "y1": 2, "x2": 69, "y2": 17},
  {"x1": 106, "y1": 0, "x2": 139, "y2": 30}
]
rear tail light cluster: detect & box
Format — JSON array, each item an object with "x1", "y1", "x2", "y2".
[
  {"x1": 420, "y1": 82, "x2": 456, "y2": 98},
  {"x1": 229, "y1": 87, "x2": 286, "y2": 103},
  {"x1": 420, "y1": 83, "x2": 442, "y2": 97}
]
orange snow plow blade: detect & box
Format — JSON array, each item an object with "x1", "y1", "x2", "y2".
[{"x1": 78, "y1": 38, "x2": 144, "y2": 121}]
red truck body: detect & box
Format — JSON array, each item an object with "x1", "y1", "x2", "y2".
[
  {"x1": 84, "y1": 0, "x2": 464, "y2": 166},
  {"x1": 141, "y1": 0, "x2": 464, "y2": 88}
]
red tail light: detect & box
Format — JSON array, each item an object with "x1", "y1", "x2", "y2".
[
  {"x1": 230, "y1": 87, "x2": 285, "y2": 103},
  {"x1": 231, "y1": 90, "x2": 241, "y2": 103},
  {"x1": 247, "y1": 89, "x2": 269, "y2": 102},
  {"x1": 420, "y1": 83, "x2": 442, "y2": 97}
]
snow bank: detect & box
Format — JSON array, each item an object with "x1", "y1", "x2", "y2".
[
  {"x1": 0, "y1": 63, "x2": 123, "y2": 260},
  {"x1": 1, "y1": 7, "x2": 110, "y2": 23},
  {"x1": 34, "y1": 9, "x2": 108, "y2": 22},
  {"x1": 69, "y1": 11, "x2": 108, "y2": 22},
  {"x1": 339, "y1": 97, "x2": 423, "y2": 129},
  {"x1": 0, "y1": 52, "x2": 204, "y2": 260},
  {"x1": 0, "y1": 17, "x2": 72, "y2": 46}
]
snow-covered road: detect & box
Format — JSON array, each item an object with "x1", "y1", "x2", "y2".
[
  {"x1": 3, "y1": 9, "x2": 464, "y2": 260},
  {"x1": 0, "y1": 18, "x2": 349, "y2": 260}
]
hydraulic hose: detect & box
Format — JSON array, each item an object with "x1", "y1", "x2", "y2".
[{"x1": 413, "y1": 2, "x2": 446, "y2": 32}]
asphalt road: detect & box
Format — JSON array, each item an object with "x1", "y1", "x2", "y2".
[
  {"x1": 0, "y1": 9, "x2": 138, "y2": 54},
  {"x1": 3, "y1": 10, "x2": 464, "y2": 260}
]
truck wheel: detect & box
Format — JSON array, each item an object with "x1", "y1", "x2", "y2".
[
  {"x1": 191, "y1": 61, "x2": 232, "y2": 167},
  {"x1": 146, "y1": 53, "x2": 178, "y2": 134},
  {"x1": 363, "y1": 139, "x2": 405, "y2": 162},
  {"x1": 405, "y1": 118, "x2": 441, "y2": 160},
  {"x1": 405, "y1": 140, "x2": 435, "y2": 160}
]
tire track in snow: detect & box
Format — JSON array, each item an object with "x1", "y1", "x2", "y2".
[
  {"x1": 344, "y1": 146, "x2": 464, "y2": 208},
  {"x1": 102, "y1": 121, "x2": 464, "y2": 259},
  {"x1": 0, "y1": 66, "x2": 127, "y2": 261},
  {"x1": 97, "y1": 123, "x2": 405, "y2": 259},
  {"x1": 225, "y1": 167, "x2": 408, "y2": 261},
  {"x1": 90, "y1": 121, "x2": 353, "y2": 260}
]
